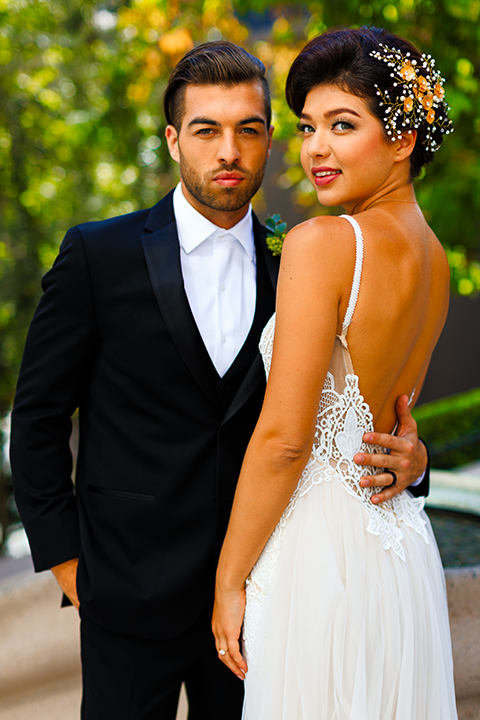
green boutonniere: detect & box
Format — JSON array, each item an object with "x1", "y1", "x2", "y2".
[{"x1": 265, "y1": 214, "x2": 287, "y2": 257}]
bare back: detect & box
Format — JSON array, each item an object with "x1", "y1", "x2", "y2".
[{"x1": 336, "y1": 205, "x2": 450, "y2": 432}]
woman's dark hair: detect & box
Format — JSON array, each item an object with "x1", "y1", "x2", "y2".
[
  {"x1": 286, "y1": 26, "x2": 449, "y2": 178},
  {"x1": 164, "y1": 41, "x2": 271, "y2": 131}
]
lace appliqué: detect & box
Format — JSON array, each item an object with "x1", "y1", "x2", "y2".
[
  {"x1": 256, "y1": 314, "x2": 428, "y2": 564},
  {"x1": 314, "y1": 371, "x2": 428, "y2": 561}
]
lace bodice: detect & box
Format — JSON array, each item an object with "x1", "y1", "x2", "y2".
[{"x1": 257, "y1": 215, "x2": 428, "y2": 563}]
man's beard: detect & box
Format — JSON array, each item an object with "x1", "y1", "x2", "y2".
[{"x1": 178, "y1": 152, "x2": 267, "y2": 213}]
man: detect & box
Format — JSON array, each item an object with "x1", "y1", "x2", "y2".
[{"x1": 10, "y1": 42, "x2": 428, "y2": 719}]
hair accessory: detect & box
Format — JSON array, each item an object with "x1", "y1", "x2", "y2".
[{"x1": 369, "y1": 44, "x2": 453, "y2": 152}]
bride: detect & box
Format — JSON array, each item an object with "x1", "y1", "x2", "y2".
[{"x1": 212, "y1": 26, "x2": 457, "y2": 719}]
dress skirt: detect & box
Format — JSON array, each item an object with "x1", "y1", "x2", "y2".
[{"x1": 242, "y1": 468, "x2": 457, "y2": 720}]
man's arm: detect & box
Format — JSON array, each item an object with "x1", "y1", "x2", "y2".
[
  {"x1": 10, "y1": 226, "x2": 98, "y2": 572},
  {"x1": 354, "y1": 394, "x2": 429, "y2": 503}
]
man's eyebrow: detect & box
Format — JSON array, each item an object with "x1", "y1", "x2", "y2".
[
  {"x1": 187, "y1": 116, "x2": 266, "y2": 128},
  {"x1": 300, "y1": 108, "x2": 361, "y2": 121},
  {"x1": 238, "y1": 116, "x2": 266, "y2": 127},
  {"x1": 188, "y1": 118, "x2": 221, "y2": 128}
]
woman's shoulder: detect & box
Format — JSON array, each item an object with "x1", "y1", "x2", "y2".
[
  {"x1": 283, "y1": 215, "x2": 357, "y2": 257},
  {"x1": 280, "y1": 216, "x2": 357, "y2": 294}
]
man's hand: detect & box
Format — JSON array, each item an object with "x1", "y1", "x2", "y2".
[
  {"x1": 51, "y1": 558, "x2": 79, "y2": 610},
  {"x1": 354, "y1": 394, "x2": 427, "y2": 504}
]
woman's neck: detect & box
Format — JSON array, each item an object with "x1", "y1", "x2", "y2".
[{"x1": 350, "y1": 183, "x2": 417, "y2": 215}]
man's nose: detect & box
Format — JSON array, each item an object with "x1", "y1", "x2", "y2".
[{"x1": 217, "y1": 132, "x2": 241, "y2": 165}]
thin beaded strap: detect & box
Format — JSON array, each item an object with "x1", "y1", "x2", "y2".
[{"x1": 339, "y1": 215, "x2": 364, "y2": 335}]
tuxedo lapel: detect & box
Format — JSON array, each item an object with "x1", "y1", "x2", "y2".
[{"x1": 141, "y1": 194, "x2": 220, "y2": 404}]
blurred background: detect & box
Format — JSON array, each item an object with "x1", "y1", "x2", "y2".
[
  {"x1": 0, "y1": 0, "x2": 479, "y2": 559},
  {"x1": 0, "y1": 1, "x2": 478, "y2": 717}
]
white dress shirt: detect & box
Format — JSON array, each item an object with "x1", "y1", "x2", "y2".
[{"x1": 173, "y1": 183, "x2": 257, "y2": 377}]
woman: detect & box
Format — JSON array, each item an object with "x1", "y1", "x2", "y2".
[{"x1": 213, "y1": 26, "x2": 457, "y2": 719}]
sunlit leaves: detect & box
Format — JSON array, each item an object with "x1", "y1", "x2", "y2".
[{"x1": 0, "y1": 0, "x2": 478, "y2": 418}]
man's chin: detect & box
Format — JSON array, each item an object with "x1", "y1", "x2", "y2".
[{"x1": 191, "y1": 186, "x2": 253, "y2": 214}]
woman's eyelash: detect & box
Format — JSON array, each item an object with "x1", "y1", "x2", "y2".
[
  {"x1": 297, "y1": 120, "x2": 356, "y2": 133},
  {"x1": 333, "y1": 119, "x2": 355, "y2": 129}
]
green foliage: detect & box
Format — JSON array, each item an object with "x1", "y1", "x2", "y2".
[
  {"x1": 413, "y1": 388, "x2": 480, "y2": 469},
  {"x1": 266, "y1": 1, "x2": 480, "y2": 287},
  {"x1": 265, "y1": 213, "x2": 287, "y2": 256},
  {"x1": 0, "y1": 0, "x2": 246, "y2": 415},
  {"x1": 0, "y1": 0, "x2": 479, "y2": 422}
]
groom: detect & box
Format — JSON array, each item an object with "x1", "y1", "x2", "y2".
[{"x1": 10, "y1": 42, "x2": 429, "y2": 718}]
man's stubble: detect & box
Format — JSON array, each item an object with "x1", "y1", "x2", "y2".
[{"x1": 178, "y1": 151, "x2": 267, "y2": 214}]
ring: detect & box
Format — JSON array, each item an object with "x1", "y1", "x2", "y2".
[
  {"x1": 385, "y1": 470, "x2": 397, "y2": 487},
  {"x1": 219, "y1": 649, "x2": 227, "y2": 656}
]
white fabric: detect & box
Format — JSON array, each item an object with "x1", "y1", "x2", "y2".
[
  {"x1": 173, "y1": 184, "x2": 256, "y2": 377},
  {"x1": 339, "y1": 215, "x2": 364, "y2": 334},
  {"x1": 242, "y1": 216, "x2": 457, "y2": 719}
]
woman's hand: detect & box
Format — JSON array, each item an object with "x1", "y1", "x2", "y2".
[{"x1": 212, "y1": 583, "x2": 248, "y2": 680}]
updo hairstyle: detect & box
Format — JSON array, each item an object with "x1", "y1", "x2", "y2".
[{"x1": 285, "y1": 26, "x2": 449, "y2": 179}]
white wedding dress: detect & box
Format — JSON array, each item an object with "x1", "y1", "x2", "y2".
[{"x1": 242, "y1": 215, "x2": 457, "y2": 719}]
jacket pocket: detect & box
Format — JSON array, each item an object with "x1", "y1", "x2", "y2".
[{"x1": 87, "y1": 484, "x2": 155, "y2": 503}]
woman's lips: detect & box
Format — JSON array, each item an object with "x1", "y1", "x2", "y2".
[{"x1": 311, "y1": 168, "x2": 341, "y2": 186}]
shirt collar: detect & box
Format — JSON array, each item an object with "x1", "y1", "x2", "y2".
[{"x1": 173, "y1": 183, "x2": 255, "y2": 262}]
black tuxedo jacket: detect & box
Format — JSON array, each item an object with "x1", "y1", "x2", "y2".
[
  {"x1": 10, "y1": 190, "x2": 429, "y2": 640},
  {"x1": 11, "y1": 190, "x2": 278, "y2": 638}
]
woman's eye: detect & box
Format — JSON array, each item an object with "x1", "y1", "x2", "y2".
[
  {"x1": 297, "y1": 123, "x2": 314, "y2": 134},
  {"x1": 333, "y1": 121, "x2": 354, "y2": 131}
]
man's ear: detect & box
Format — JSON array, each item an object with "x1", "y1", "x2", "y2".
[
  {"x1": 394, "y1": 129, "x2": 417, "y2": 162},
  {"x1": 165, "y1": 125, "x2": 180, "y2": 163},
  {"x1": 267, "y1": 125, "x2": 274, "y2": 158}
]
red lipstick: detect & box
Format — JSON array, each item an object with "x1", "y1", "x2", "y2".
[{"x1": 311, "y1": 167, "x2": 341, "y2": 186}]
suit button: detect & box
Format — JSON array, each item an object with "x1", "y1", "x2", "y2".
[{"x1": 219, "y1": 384, "x2": 231, "y2": 395}]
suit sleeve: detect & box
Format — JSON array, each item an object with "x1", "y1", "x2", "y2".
[{"x1": 10, "y1": 226, "x2": 98, "y2": 572}]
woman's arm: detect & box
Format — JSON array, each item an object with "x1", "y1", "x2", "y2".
[{"x1": 212, "y1": 217, "x2": 354, "y2": 678}]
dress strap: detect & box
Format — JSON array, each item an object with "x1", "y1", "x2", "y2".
[{"x1": 339, "y1": 215, "x2": 364, "y2": 335}]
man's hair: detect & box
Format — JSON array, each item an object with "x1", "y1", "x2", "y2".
[{"x1": 163, "y1": 41, "x2": 271, "y2": 131}]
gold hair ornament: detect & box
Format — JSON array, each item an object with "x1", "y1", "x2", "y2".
[{"x1": 369, "y1": 44, "x2": 453, "y2": 152}]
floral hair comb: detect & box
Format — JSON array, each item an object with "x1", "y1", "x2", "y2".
[{"x1": 369, "y1": 44, "x2": 453, "y2": 152}]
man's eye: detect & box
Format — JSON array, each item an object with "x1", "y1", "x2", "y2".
[
  {"x1": 196, "y1": 128, "x2": 215, "y2": 135},
  {"x1": 241, "y1": 127, "x2": 258, "y2": 135}
]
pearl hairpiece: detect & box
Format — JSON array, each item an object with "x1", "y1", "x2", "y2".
[{"x1": 369, "y1": 44, "x2": 453, "y2": 152}]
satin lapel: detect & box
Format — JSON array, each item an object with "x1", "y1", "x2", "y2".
[
  {"x1": 253, "y1": 213, "x2": 280, "y2": 294},
  {"x1": 221, "y1": 219, "x2": 278, "y2": 426},
  {"x1": 141, "y1": 220, "x2": 220, "y2": 405},
  {"x1": 221, "y1": 353, "x2": 265, "y2": 426}
]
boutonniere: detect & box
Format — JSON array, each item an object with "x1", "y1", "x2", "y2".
[{"x1": 265, "y1": 214, "x2": 287, "y2": 257}]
